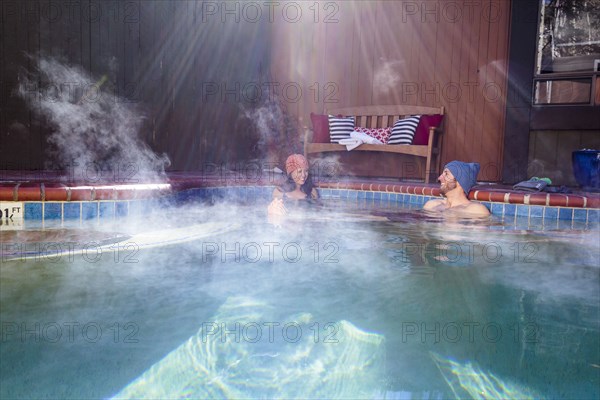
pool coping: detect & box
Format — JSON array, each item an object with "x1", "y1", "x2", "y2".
[
  {"x1": 0, "y1": 171, "x2": 599, "y2": 224},
  {"x1": 1, "y1": 171, "x2": 598, "y2": 207},
  {"x1": 1, "y1": 179, "x2": 598, "y2": 208}
]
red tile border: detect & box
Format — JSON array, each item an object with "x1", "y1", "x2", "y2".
[
  {"x1": 489, "y1": 192, "x2": 506, "y2": 203},
  {"x1": 507, "y1": 193, "x2": 524, "y2": 204},
  {"x1": 317, "y1": 181, "x2": 335, "y2": 189},
  {"x1": 115, "y1": 185, "x2": 171, "y2": 199},
  {"x1": 527, "y1": 193, "x2": 548, "y2": 206},
  {"x1": 588, "y1": 197, "x2": 600, "y2": 208},
  {"x1": 0, "y1": 172, "x2": 599, "y2": 210},
  {"x1": 567, "y1": 196, "x2": 585, "y2": 208},
  {"x1": 16, "y1": 184, "x2": 42, "y2": 201},
  {"x1": 0, "y1": 184, "x2": 16, "y2": 201},
  {"x1": 548, "y1": 195, "x2": 568, "y2": 207},
  {"x1": 93, "y1": 187, "x2": 115, "y2": 200},
  {"x1": 69, "y1": 187, "x2": 94, "y2": 201},
  {"x1": 114, "y1": 188, "x2": 139, "y2": 200},
  {"x1": 474, "y1": 191, "x2": 490, "y2": 202},
  {"x1": 44, "y1": 184, "x2": 69, "y2": 201}
]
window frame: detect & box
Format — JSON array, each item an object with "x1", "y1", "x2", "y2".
[{"x1": 532, "y1": 0, "x2": 600, "y2": 106}]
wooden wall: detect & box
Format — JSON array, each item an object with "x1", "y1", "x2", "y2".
[
  {"x1": 271, "y1": 0, "x2": 511, "y2": 181},
  {"x1": 1, "y1": 0, "x2": 511, "y2": 181},
  {"x1": 0, "y1": 0, "x2": 271, "y2": 171}
]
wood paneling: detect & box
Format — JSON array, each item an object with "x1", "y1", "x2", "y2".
[
  {"x1": 1, "y1": 0, "x2": 45, "y2": 169},
  {"x1": 1, "y1": 0, "x2": 510, "y2": 180},
  {"x1": 1, "y1": 0, "x2": 272, "y2": 171},
  {"x1": 271, "y1": 0, "x2": 512, "y2": 181}
]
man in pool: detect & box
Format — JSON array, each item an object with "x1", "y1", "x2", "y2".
[{"x1": 423, "y1": 160, "x2": 490, "y2": 217}]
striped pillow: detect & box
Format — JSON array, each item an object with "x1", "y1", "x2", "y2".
[
  {"x1": 328, "y1": 115, "x2": 355, "y2": 143},
  {"x1": 389, "y1": 115, "x2": 421, "y2": 145}
]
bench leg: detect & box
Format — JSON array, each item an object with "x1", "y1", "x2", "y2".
[
  {"x1": 425, "y1": 156, "x2": 432, "y2": 184},
  {"x1": 435, "y1": 134, "x2": 443, "y2": 182}
]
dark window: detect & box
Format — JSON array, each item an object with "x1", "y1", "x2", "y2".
[{"x1": 534, "y1": 0, "x2": 600, "y2": 104}]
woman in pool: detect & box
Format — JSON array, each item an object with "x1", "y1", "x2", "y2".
[{"x1": 267, "y1": 154, "x2": 318, "y2": 224}]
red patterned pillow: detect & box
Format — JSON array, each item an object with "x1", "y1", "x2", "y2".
[
  {"x1": 354, "y1": 127, "x2": 391, "y2": 144},
  {"x1": 412, "y1": 114, "x2": 444, "y2": 145}
]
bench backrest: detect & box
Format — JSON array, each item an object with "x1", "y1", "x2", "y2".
[{"x1": 326, "y1": 105, "x2": 444, "y2": 129}]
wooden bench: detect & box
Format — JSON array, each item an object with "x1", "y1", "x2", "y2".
[{"x1": 304, "y1": 105, "x2": 444, "y2": 183}]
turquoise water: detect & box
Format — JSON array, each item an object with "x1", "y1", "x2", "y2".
[{"x1": 1, "y1": 201, "x2": 599, "y2": 399}]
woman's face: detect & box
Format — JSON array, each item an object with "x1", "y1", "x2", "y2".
[{"x1": 290, "y1": 168, "x2": 308, "y2": 186}]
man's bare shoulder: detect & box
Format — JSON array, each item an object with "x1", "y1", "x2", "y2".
[
  {"x1": 461, "y1": 202, "x2": 491, "y2": 216},
  {"x1": 423, "y1": 199, "x2": 490, "y2": 217},
  {"x1": 423, "y1": 198, "x2": 445, "y2": 210}
]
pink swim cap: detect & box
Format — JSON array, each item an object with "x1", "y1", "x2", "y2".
[{"x1": 285, "y1": 154, "x2": 309, "y2": 175}]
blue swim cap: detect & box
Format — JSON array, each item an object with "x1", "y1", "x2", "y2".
[{"x1": 444, "y1": 161, "x2": 480, "y2": 196}]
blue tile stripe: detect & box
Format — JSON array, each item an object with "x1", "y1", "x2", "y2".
[
  {"x1": 17, "y1": 200, "x2": 155, "y2": 222},
  {"x1": 2, "y1": 187, "x2": 597, "y2": 227},
  {"x1": 316, "y1": 189, "x2": 597, "y2": 224}
]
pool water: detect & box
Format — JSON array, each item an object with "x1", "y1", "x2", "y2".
[{"x1": 1, "y1": 200, "x2": 599, "y2": 399}]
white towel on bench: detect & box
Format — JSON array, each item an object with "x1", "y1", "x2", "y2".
[
  {"x1": 338, "y1": 138, "x2": 362, "y2": 151},
  {"x1": 339, "y1": 130, "x2": 384, "y2": 151}
]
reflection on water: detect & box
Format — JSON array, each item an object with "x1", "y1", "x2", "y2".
[
  {"x1": 0, "y1": 201, "x2": 598, "y2": 399},
  {"x1": 1, "y1": 222, "x2": 241, "y2": 261},
  {"x1": 431, "y1": 352, "x2": 542, "y2": 400},
  {"x1": 114, "y1": 297, "x2": 385, "y2": 399}
]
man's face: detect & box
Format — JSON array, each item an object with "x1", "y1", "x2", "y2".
[{"x1": 438, "y1": 168, "x2": 458, "y2": 195}]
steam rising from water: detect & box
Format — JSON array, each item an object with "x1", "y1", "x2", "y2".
[
  {"x1": 242, "y1": 93, "x2": 298, "y2": 165},
  {"x1": 241, "y1": 95, "x2": 347, "y2": 179},
  {"x1": 18, "y1": 56, "x2": 170, "y2": 182},
  {"x1": 373, "y1": 59, "x2": 405, "y2": 94}
]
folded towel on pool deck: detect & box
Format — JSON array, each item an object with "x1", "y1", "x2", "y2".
[
  {"x1": 512, "y1": 177, "x2": 550, "y2": 192},
  {"x1": 544, "y1": 185, "x2": 572, "y2": 194}
]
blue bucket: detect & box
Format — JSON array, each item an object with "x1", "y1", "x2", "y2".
[{"x1": 572, "y1": 150, "x2": 600, "y2": 190}]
